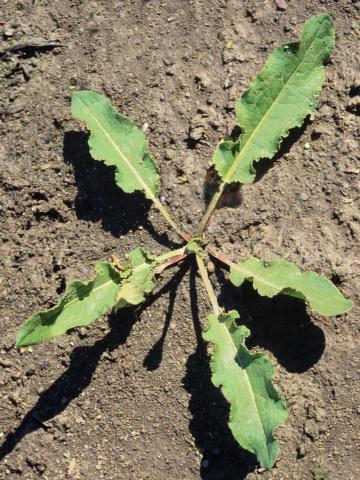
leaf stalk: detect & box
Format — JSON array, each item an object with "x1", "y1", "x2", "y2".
[
  {"x1": 196, "y1": 254, "x2": 221, "y2": 316},
  {"x1": 198, "y1": 184, "x2": 225, "y2": 234},
  {"x1": 155, "y1": 253, "x2": 188, "y2": 274},
  {"x1": 154, "y1": 247, "x2": 188, "y2": 274},
  {"x1": 152, "y1": 197, "x2": 191, "y2": 242},
  {"x1": 206, "y1": 245, "x2": 233, "y2": 268}
]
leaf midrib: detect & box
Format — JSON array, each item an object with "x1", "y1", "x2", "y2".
[
  {"x1": 51, "y1": 278, "x2": 117, "y2": 317},
  {"x1": 18, "y1": 277, "x2": 120, "y2": 345},
  {"x1": 222, "y1": 23, "x2": 322, "y2": 184},
  {"x1": 79, "y1": 98, "x2": 156, "y2": 201},
  {"x1": 231, "y1": 262, "x2": 339, "y2": 307},
  {"x1": 219, "y1": 318, "x2": 269, "y2": 452},
  {"x1": 232, "y1": 262, "x2": 284, "y2": 293}
]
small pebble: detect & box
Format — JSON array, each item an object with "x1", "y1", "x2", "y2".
[
  {"x1": 207, "y1": 261, "x2": 215, "y2": 274},
  {"x1": 275, "y1": 0, "x2": 288, "y2": 10}
]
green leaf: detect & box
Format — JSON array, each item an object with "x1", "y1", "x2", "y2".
[
  {"x1": 203, "y1": 310, "x2": 287, "y2": 469},
  {"x1": 71, "y1": 91, "x2": 160, "y2": 200},
  {"x1": 16, "y1": 263, "x2": 122, "y2": 347},
  {"x1": 229, "y1": 257, "x2": 353, "y2": 316},
  {"x1": 115, "y1": 248, "x2": 156, "y2": 309},
  {"x1": 185, "y1": 237, "x2": 203, "y2": 255},
  {"x1": 213, "y1": 14, "x2": 335, "y2": 184}
]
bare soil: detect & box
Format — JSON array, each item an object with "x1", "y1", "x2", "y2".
[{"x1": 0, "y1": 1, "x2": 359, "y2": 479}]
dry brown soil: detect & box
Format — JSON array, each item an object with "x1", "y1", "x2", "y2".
[{"x1": 0, "y1": 1, "x2": 359, "y2": 479}]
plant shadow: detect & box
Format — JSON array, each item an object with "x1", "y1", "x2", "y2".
[
  {"x1": 203, "y1": 165, "x2": 243, "y2": 210},
  {"x1": 254, "y1": 118, "x2": 311, "y2": 182},
  {"x1": 183, "y1": 262, "x2": 256, "y2": 480},
  {"x1": 0, "y1": 268, "x2": 186, "y2": 463},
  {"x1": 218, "y1": 269, "x2": 325, "y2": 373},
  {"x1": 63, "y1": 131, "x2": 178, "y2": 249},
  {"x1": 202, "y1": 118, "x2": 311, "y2": 212},
  {"x1": 144, "y1": 262, "x2": 190, "y2": 370}
]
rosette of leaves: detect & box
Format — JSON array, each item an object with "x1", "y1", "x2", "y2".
[{"x1": 16, "y1": 15, "x2": 352, "y2": 470}]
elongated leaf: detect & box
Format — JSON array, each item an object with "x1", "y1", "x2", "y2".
[
  {"x1": 71, "y1": 91, "x2": 160, "y2": 199},
  {"x1": 16, "y1": 262, "x2": 122, "y2": 347},
  {"x1": 229, "y1": 257, "x2": 353, "y2": 316},
  {"x1": 203, "y1": 310, "x2": 287, "y2": 469},
  {"x1": 213, "y1": 14, "x2": 334, "y2": 184},
  {"x1": 115, "y1": 248, "x2": 156, "y2": 309}
]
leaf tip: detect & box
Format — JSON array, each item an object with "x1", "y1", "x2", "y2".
[
  {"x1": 335, "y1": 297, "x2": 354, "y2": 316},
  {"x1": 15, "y1": 325, "x2": 30, "y2": 348}
]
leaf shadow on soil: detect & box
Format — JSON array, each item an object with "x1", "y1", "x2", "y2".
[
  {"x1": 63, "y1": 131, "x2": 178, "y2": 249},
  {"x1": 183, "y1": 262, "x2": 257, "y2": 480},
  {"x1": 217, "y1": 267, "x2": 326, "y2": 374},
  {"x1": 202, "y1": 119, "x2": 311, "y2": 211},
  {"x1": 253, "y1": 117, "x2": 311, "y2": 183},
  {"x1": 0, "y1": 265, "x2": 188, "y2": 463},
  {"x1": 143, "y1": 264, "x2": 190, "y2": 370}
]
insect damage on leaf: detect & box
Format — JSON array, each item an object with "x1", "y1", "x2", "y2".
[
  {"x1": 203, "y1": 310, "x2": 287, "y2": 469},
  {"x1": 213, "y1": 14, "x2": 335, "y2": 185},
  {"x1": 229, "y1": 257, "x2": 353, "y2": 316}
]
